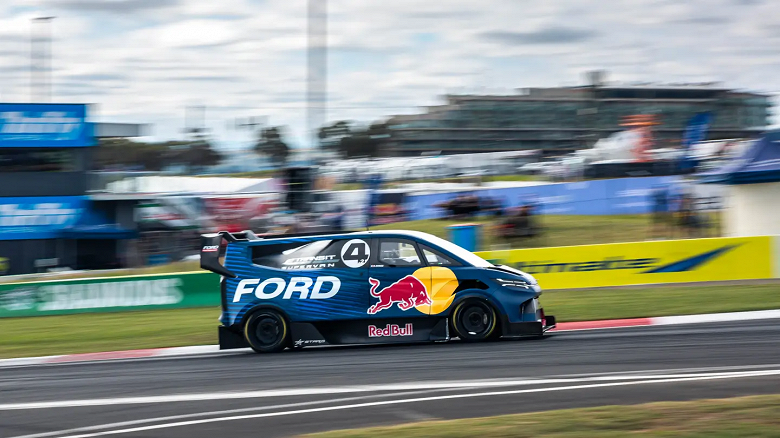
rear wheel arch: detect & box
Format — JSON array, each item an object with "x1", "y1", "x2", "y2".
[{"x1": 240, "y1": 304, "x2": 290, "y2": 327}]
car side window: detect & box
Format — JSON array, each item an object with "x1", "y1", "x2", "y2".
[
  {"x1": 378, "y1": 240, "x2": 421, "y2": 267},
  {"x1": 251, "y1": 238, "x2": 371, "y2": 270},
  {"x1": 419, "y1": 244, "x2": 460, "y2": 267}
]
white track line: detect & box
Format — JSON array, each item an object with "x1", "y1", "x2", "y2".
[
  {"x1": 3, "y1": 370, "x2": 780, "y2": 411},
  {"x1": 9, "y1": 390, "x2": 445, "y2": 438},
  {"x1": 36, "y1": 369, "x2": 780, "y2": 438},
  {"x1": 653, "y1": 309, "x2": 780, "y2": 325}
]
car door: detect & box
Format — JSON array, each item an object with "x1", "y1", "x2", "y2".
[
  {"x1": 366, "y1": 238, "x2": 429, "y2": 318},
  {"x1": 417, "y1": 243, "x2": 462, "y2": 316}
]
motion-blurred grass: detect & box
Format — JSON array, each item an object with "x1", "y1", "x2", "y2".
[
  {"x1": 373, "y1": 214, "x2": 674, "y2": 249},
  {"x1": 542, "y1": 283, "x2": 780, "y2": 322},
  {"x1": 385, "y1": 174, "x2": 541, "y2": 186},
  {"x1": 303, "y1": 394, "x2": 780, "y2": 438},
  {"x1": 2, "y1": 283, "x2": 778, "y2": 358},
  {"x1": 0, "y1": 308, "x2": 218, "y2": 358}
]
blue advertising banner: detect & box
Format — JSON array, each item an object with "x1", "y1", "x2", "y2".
[
  {"x1": 406, "y1": 176, "x2": 683, "y2": 219},
  {"x1": 0, "y1": 197, "x2": 88, "y2": 240},
  {"x1": 0, "y1": 104, "x2": 93, "y2": 148}
]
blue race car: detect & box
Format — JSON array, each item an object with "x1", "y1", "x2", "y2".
[{"x1": 201, "y1": 230, "x2": 555, "y2": 353}]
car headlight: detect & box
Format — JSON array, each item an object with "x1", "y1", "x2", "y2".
[{"x1": 492, "y1": 278, "x2": 533, "y2": 290}]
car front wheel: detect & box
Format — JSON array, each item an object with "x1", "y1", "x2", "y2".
[{"x1": 452, "y1": 300, "x2": 499, "y2": 342}]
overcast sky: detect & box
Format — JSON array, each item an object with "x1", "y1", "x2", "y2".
[{"x1": 1, "y1": 0, "x2": 779, "y2": 149}]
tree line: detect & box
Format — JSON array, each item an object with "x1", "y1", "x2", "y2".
[
  {"x1": 93, "y1": 120, "x2": 389, "y2": 172},
  {"x1": 93, "y1": 138, "x2": 223, "y2": 172},
  {"x1": 254, "y1": 121, "x2": 389, "y2": 165}
]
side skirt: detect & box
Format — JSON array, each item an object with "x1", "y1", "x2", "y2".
[{"x1": 291, "y1": 318, "x2": 449, "y2": 346}]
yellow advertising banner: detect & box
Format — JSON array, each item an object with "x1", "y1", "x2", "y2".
[{"x1": 476, "y1": 236, "x2": 774, "y2": 290}]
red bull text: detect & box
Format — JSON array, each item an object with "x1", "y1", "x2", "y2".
[{"x1": 368, "y1": 323, "x2": 413, "y2": 337}]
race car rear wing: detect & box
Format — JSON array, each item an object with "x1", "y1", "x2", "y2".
[
  {"x1": 200, "y1": 232, "x2": 239, "y2": 278},
  {"x1": 216, "y1": 230, "x2": 261, "y2": 242}
]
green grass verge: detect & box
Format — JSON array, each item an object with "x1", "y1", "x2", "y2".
[
  {"x1": 483, "y1": 174, "x2": 542, "y2": 182},
  {"x1": 0, "y1": 307, "x2": 219, "y2": 358},
  {"x1": 542, "y1": 283, "x2": 780, "y2": 322},
  {"x1": 303, "y1": 394, "x2": 780, "y2": 438},
  {"x1": 333, "y1": 183, "x2": 364, "y2": 191},
  {"x1": 2, "y1": 283, "x2": 778, "y2": 359},
  {"x1": 382, "y1": 175, "x2": 542, "y2": 187},
  {"x1": 372, "y1": 215, "x2": 670, "y2": 250}
]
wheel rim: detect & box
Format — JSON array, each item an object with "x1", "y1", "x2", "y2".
[
  {"x1": 459, "y1": 303, "x2": 493, "y2": 336},
  {"x1": 254, "y1": 315, "x2": 281, "y2": 345}
]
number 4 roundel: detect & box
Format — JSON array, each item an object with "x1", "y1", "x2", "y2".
[{"x1": 341, "y1": 239, "x2": 370, "y2": 268}]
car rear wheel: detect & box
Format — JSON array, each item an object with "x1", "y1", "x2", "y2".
[
  {"x1": 244, "y1": 310, "x2": 289, "y2": 353},
  {"x1": 452, "y1": 300, "x2": 499, "y2": 342}
]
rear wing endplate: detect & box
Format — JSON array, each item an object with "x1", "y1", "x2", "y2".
[
  {"x1": 200, "y1": 230, "x2": 262, "y2": 278},
  {"x1": 200, "y1": 232, "x2": 241, "y2": 278}
]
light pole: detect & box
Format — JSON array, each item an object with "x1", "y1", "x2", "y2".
[
  {"x1": 31, "y1": 16, "x2": 55, "y2": 102},
  {"x1": 307, "y1": 0, "x2": 327, "y2": 164}
]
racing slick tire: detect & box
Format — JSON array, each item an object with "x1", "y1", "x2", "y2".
[
  {"x1": 451, "y1": 299, "x2": 499, "y2": 342},
  {"x1": 244, "y1": 310, "x2": 290, "y2": 353}
]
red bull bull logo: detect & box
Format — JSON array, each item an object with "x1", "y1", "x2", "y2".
[
  {"x1": 368, "y1": 323, "x2": 413, "y2": 337},
  {"x1": 367, "y1": 276, "x2": 432, "y2": 314}
]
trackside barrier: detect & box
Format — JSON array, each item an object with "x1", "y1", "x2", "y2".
[
  {"x1": 476, "y1": 236, "x2": 780, "y2": 290},
  {"x1": 2, "y1": 236, "x2": 779, "y2": 318},
  {"x1": 0, "y1": 272, "x2": 219, "y2": 318}
]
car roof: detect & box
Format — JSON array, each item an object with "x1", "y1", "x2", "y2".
[{"x1": 224, "y1": 229, "x2": 438, "y2": 243}]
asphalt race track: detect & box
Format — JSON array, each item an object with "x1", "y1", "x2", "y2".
[{"x1": 2, "y1": 320, "x2": 780, "y2": 438}]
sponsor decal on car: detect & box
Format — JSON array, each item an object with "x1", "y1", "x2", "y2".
[
  {"x1": 367, "y1": 275, "x2": 431, "y2": 314},
  {"x1": 202, "y1": 245, "x2": 220, "y2": 253},
  {"x1": 294, "y1": 339, "x2": 327, "y2": 347},
  {"x1": 232, "y1": 277, "x2": 341, "y2": 302},
  {"x1": 340, "y1": 239, "x2": 370, "y2": 268},
  {"x1": 282, "y1": 255, "x2": 337, "y2": 270},
  {"x1": 368, "y1": 323, "x2": 413, "y2": 337}
]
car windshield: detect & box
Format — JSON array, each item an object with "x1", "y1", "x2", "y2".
[{"x1": 419, "y1": 234, "x2": 494, "y2": 268}]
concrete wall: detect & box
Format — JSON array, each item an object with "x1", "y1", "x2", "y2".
[{"x1": 724, "y1": 182, "x2": 780, "y2": 237}]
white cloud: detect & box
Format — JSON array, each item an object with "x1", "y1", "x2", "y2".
[{"x1": 0, "y1": 0, "x2": 778, "y2": 148}]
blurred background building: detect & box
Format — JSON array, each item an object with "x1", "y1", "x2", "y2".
[
  {"x1": 386, "y1": 72, "x2": 770, "y2": 157},
  {"x1": 0, "y1": 103, "x2": 146, "y2": 275}
]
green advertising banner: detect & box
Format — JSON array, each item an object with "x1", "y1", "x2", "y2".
[{"x1": 0, "y1": 272, "x2": 221, "y2": 318}]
